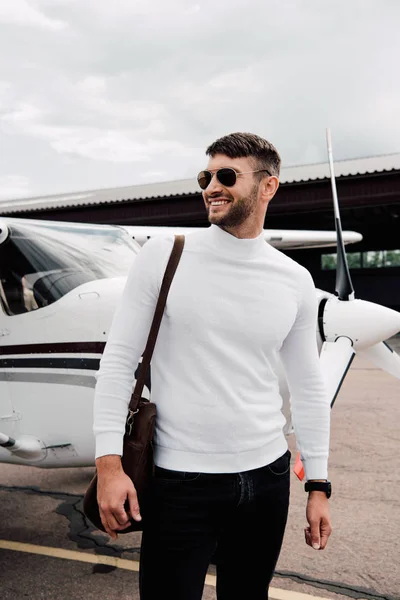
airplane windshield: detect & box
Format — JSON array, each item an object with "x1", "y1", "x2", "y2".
[{"x1": 0, "y1": 220, "x2": 139, "y2": 316}]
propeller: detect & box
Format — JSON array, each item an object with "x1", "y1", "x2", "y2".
[
  {"x1": 294, "y1": 129, "x2": 400, "y2": 481},
  {"x1": 358, "y1": 341, "x2": 400, "y2": 380},
  {"x1": 326, "y1": 128, "x2": 355, "y2": 302}
]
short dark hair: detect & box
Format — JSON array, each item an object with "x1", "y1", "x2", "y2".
[{"x1": 205, "y1": 132, "x2": 281, "y2": 177}]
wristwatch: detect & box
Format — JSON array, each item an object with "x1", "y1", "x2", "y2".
[{"x1": 305, "y1": 480, "x2": 332, "y2": 498}]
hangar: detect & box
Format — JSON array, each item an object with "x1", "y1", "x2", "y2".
[{"x1": 1, "y1": 153, "x2": 400, "y2": 310}]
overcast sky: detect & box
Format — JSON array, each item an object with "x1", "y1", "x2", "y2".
[{"x1": 0, "y1": 0, "x2": 399, "y2": 200}]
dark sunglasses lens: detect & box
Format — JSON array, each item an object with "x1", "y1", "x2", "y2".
[
  {"x1": 217, "y1": 168, "x2": 237, "y2": 187},
  {"x1": 197, "y1": 171, "x2": 211, "y2": 190}
]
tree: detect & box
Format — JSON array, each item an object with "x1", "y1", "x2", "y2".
[
  {"x1": 385, "y1": 250, "x2": 400, "y2": 267},
  {"x1": 321, "y1": 254, "x2": 336, "y2": 270}
]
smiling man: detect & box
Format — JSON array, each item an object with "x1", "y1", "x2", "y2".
[{"x1": 94, "y1": 132, "x2": 332, "y2": 600}]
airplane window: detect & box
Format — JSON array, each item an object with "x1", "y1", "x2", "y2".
[{"x1": 0, "y1": 220, "x2": 139, "y2": 316}]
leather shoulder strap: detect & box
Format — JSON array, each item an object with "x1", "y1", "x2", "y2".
[{"x1": 130, "y1": 235, "x2": 185, "y2": 409}]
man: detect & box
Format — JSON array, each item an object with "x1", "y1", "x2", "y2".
[{"x1": 93, "y1": 132, "x2": 332, "y2": 599}]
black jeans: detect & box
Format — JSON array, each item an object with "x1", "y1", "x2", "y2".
[{"x1": 139, "y1": 449, "x2": 291, "y2": 600}]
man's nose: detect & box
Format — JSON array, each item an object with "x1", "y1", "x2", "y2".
[{"x1": 205, "y1": 172, "x2": 223, "y2": 194}]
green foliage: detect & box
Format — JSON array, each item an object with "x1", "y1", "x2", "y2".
[
  {"x1": 321, "y1": 250, "x2": 400, "y2": 270},
  {"x1": 365, "y1": 251, "x2": 384, "y2": 268},
  {"x1": 321, "y1": 254, "x2": 337, "y2": 270},
  {"x1": 385, "y1": 250, "x2": 400, "y2": 267},
  {"x1": 346, "y1": 253, "x2": 361, "y2": 268}
]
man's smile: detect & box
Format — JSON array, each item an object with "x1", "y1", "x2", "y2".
[
  {"x1": 207, "y1": 196, "x2": 232, "y2": 208},
  {"x1": 210, "y1": 200, "x2": 230, "y2": 206}
]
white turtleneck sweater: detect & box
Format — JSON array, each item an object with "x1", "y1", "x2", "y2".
[{"x1": 94, "y1": 225, "x2": 330, "y2": 481}]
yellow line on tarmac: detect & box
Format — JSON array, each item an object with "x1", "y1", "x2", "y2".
[
  {"x1": 0, "y1": 539, "x2": 139, "y2": 571},
  {"x1": 0, "y1": 539, "x2": 330, "y2": 600}
]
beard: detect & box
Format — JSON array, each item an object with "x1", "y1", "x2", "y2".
[{"x1": 206, "y1": 183, "x2": 258, "y2": 229}]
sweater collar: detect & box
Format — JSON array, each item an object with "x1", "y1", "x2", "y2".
[{"x1": 205, "y1": 225, "x2": 266, "y2": 258}]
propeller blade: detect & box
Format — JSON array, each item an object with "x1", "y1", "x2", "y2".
[
  {"x1": 326, "y1": 128, "x2": 355, "y2": 301},
  {"x1": 358, "y1": 341, "x2": 400, "y2": 379},
  {"x1": 320, "y1": 336, "x2": 356, "y2": 407}
]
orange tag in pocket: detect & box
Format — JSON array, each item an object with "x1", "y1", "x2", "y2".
[{"x1": 293, "y1": 451, "x2": 305, "y2": 481}]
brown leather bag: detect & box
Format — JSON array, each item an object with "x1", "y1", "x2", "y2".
[{"x1": 83, "y1": 235, "x2": 185, "y2": 533}]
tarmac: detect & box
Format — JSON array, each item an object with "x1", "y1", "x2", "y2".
[{"x1": 0, "y1": 345, "x2": 399, "y2": 600}]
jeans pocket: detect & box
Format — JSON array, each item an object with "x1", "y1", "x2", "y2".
[
  {"x1": 267, "y1": 450, "x2": 291, "y2": 476},
  {"x1": 154, "y1": 467, "x2": 202, "y2": 483}
]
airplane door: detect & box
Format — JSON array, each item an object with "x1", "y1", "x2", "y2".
[
  {"x1": 0, "y1": 322, "x2": 13, "y2": 419},
  {"x1": 0, "y1": 383, "x2": 13, "y2": 419}
]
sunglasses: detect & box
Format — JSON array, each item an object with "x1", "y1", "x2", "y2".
[{"x1": 197, "y1": 167, "x2": 272, "y2": 190}]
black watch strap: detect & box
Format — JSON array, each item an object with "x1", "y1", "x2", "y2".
[{"x1": 305, "y1": 480, "x2": 332, "y2": 498}]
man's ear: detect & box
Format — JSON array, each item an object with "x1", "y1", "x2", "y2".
[{"x1": 260, "y1": 176, "x2": 279, "y2": 207}]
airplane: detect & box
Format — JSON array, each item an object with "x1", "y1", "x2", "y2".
[
  {"x1": 1, "y1": 132, "x2": 400, "y2": 473},
  {"x1": 115, "y1": 224, "x2": 363, "y2": 250}
]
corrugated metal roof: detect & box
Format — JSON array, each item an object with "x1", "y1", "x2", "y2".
[
  {"x1": 281, "y1": 152, "x2": 400, "y2": 183},
  {"x1": 1, "y1": 152, "x2": 400, "y2": 215}
]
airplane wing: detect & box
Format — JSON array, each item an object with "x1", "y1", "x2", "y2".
[
  {"x1": 118, "y1": 225, "x2": 363, "y2": 250},
  {"x1": 1, "y1": 218, "x2": 362, "y2": 250}
]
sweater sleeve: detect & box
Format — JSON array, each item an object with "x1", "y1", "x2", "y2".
[
  {"x1": 93, "y1": 235, "x2": 173, "y2": 459},
  {"x1": 279, "y1": 268, "x2": 331, "y2": 481}
]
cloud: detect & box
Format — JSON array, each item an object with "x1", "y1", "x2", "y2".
[
  {"x1": 1, "y1": 98, "x2": 200, "y2": 163},
  {"x1": 0, "y1": 0, "x2": 67, "y2": 30},
  {"x1": 0, "y1": 175, "x2": 32, "y2": 200},
  {"x1": 0, "y1": 0, "x2": 400, "y2": 197},
  {"x1": 75, "y1": 76, "x2": 168, "y2": 123},
  {"x1": 2, "y1": 102, "x2": 45, "y2": 124}
]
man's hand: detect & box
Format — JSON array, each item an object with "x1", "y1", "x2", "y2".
[
  {"x1": 305, "y1": 492, "x2": 332, "y2": 550},
  {"x1": 96, "y1": 455, "x2": 142, "y2": 540}
]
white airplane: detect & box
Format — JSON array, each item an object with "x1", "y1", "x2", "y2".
[
  {"x1": 0, "y1": 217, "x2": 398, "y2": 472},
  {"x1": 1, "y1": 136, "x2": 400, "y2": 472}
]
